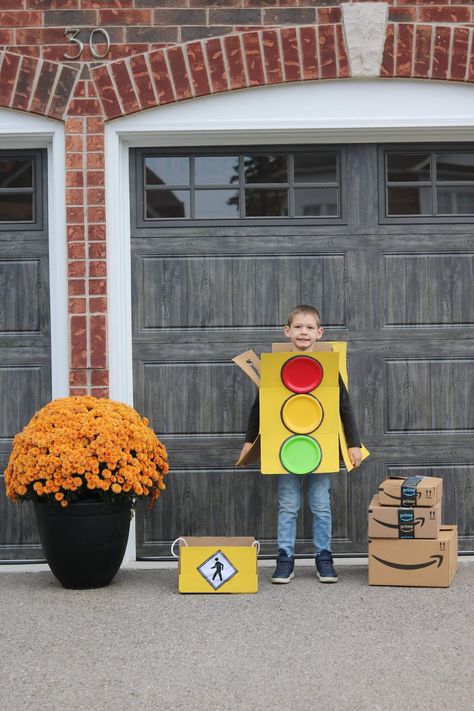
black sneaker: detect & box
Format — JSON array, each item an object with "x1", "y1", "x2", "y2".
[
  {"x1": 315, "y1": 550, "x2": 338, "y2": 583},
  {"x1": 271, "y1": 549, "x2": 295, "y2": 584}
]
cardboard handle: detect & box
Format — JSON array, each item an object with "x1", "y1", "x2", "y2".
[
  {"x1": 232, "y1": 350, "x2": 261, "y2": 386},
  {"x1": 170, "y1": 537, "x2": 188, "y2": 558},
  {"x1": 251, "y1": 540, "x2": 261, "y2": 554}
]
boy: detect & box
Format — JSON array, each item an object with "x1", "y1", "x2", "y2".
[{"x1": 238, "y1": 305, "x2": 362, "y2": 584}]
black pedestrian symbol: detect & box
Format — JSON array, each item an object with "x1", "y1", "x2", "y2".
[{"x1": 211, "y1": 557, "x2": 225, "y2": 581}]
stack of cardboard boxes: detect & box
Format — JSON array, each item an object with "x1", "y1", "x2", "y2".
[{"x1": 368, "y1": 475, "x2": 457, "y2": 587}]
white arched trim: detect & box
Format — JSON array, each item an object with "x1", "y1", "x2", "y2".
[{"x1": 105, "y1": 78, "x2": 474, "y2": 561}]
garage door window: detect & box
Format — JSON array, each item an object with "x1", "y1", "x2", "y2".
[
  {"x1": 136, "y1": 148, "x2": 344, "y2": 226},
  {"x1": 381, "y1": 148, "x2": 474, "y2": 222},
  {"x1": 0, "y1": 156, "x2": 38, "y2": 225}
]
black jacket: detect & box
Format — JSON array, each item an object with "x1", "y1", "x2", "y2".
[{"x1": 245, "y1": 375, "x2": 361, "y2": 448}]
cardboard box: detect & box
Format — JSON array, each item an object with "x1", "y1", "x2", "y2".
[
  {"x1": 368, "y1": 495, "x2": 441, "y2": 539},
  {"x1": 173, "y1": 537, "x2": 258, "y2": 594},
  {"x1": 368, "y1": 526, "x2": 457, "y2": 587},
  {"x1": 378, "y1": 475, "x2": 443, "y2": 507}
]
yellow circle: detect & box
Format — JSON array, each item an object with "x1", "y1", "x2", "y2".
[{"x1": 281, "y1": 394, "x2": 324, "y2": 434}]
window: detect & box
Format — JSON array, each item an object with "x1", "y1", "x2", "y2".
[
  {"x1": 0, "y1": 151, "x2": 45, "y2": 229},
  {"x1": 381, "y1": 148, "x2": 474, "y2": 221},
  {"x1": 137, "y1": 148, "x2": 344, "y2": 224}
]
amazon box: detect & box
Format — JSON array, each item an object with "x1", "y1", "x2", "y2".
[
  {"x1": 378, "y1": 475, "x2": 443, "y2": 508},
  {"x1": 368, "y1": 495, "x2": 441, "y2": 539},
  {"x1": 368, "y1": 526, "x2": 457, "y2": 587},
  {"x1": 173, "y1": 537, "x2": 258, "y2": 594}
]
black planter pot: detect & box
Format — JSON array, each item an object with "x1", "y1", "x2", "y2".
[{"x1": 34, "y1": 498, "x2": 132, "y2": 589}]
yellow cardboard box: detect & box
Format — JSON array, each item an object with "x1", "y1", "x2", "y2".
[
  {"x1": 172, "y1": 536, "x2": 258, "y2": 594},
  {"x1": 368, "y1": 526, "x2": 458, "y2": 587}
]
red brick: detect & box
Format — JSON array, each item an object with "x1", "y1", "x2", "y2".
[
  {"x1": 205, "y1": 37, "x2": 229, "y2": 93},
  {"x1": 223, "y1": 34, "x2": 246, "y2": 90},
  {"x1": 89, "y1": 279, "x2": 107, "y2": 296},
  {"x1": 48, "y1": 65, "x2": 79, "y2": 119},
  {"x1": 0, "y1": 11, "x2": 42, "y2": 27},
  {"x1": 90, "y1": 387, "x2": 109, "y2": 399},
  {"x1": 87, "y1": 153, "x2": 105, "y2": 169},
  {"x1": 67, "y1": 98, "x2": 104, "y2": 116},
  {"x1": 432, "y1": 26, "x2": 451, "y2": 80},
  {"x1": 67, "y1": 224, "x2": 85, "y2": 242},
  {"x1": 420, "y1": 7, "x2": 469, "y2": 24},
  {"x1": 167, "y1": 45, "x2": 193, "y2": 100},
  {"x1": 334, "y1": 24, "x2": 348, "y2": 79},
  {"x1": 66, "y1": 134, "x2": 83, "y2": 152},
  {"x1": 65, "y1": 117, "x2": 84, "y2": 133},
  {"x1": 87, "y1": 188, "x2": 105, "y2": 205},
  {"x1": 318, "y1": 8, "x2": 341, "y2": 25},
  {"x1": 280, "y1": 27, "x2": 300, "y2": 83},
  {"x1": 89, "y1": 260, "x2": 107, "y2": 278},
  {"x1": 65, "y1": 152, "x2": 83, "y2": 170},
  {"x1": 68, "y1": 243, "x2": 86, "y2": 259},
  {"x1": 89, "y1": 296, "x2": 107, "y2": 313},
  {"x1": 98, "y1": 9, "x2": 151, "y2": 25},
  {"x1": 92, "y1": 64, "x2": 122, "y2": 119},
  {"x1": 86, "y1": 170, "x2": 105, "y2": 187},
  {"x1": 381, "y1": 24, "x2": 395, "y2": 78},
  {"x1": 0, "y1": 30, "x2": 14, "y2": 44},
  {"x1": 450, "y1": 27, "x2": 469, "y2": 81},
  {"x1": 16, "y1": 28, "x2": 68, "y2": 45},
  {"x1": 88, "y1": 223, "x2": 106, "y2": 241},
  {"x1": 87, "y1": 117, "x2": 104, "y2": 133},
  {"x1": 86, "y1": 135, "x2": 104, "y2": 152},
  {"x1": 149, "y1": 50, "x2": 176, "y2": 104},
  {"x1": 396, "y1": 24, "x2": 414, "y2": 78},
  {"x1": 91, "y1": 369, "x2": 109, "y2": 387},
  {"x1": 69, "y1": 279, "x2": 86, "y2": 297},
  {"x1": 187, "y1": 41, "x2": 211, "y2": 97},
  {"x1": 262, "y1": 29, "x2": 282, "y2": 85},
  {"x1": 414, "y1": 24, "x2": 433, "y2": 79},
  {"x1": 300, "y1": 26, "x2": 319, "y2": 81},
  {"x1": 319, "y1": 25, "x2": 338, "y2": 80},
  {"x1": 69, "y1": 298, "x2": 86, "y2": 315},
  {"x1": 70, "y1": 387, "x2": 88, "y2": 396},
  {"x1": 66, "y1": 188, "x2": 84, "y2": 206},
  {"x1": 242, "y1": 32, "x2": 265, "y2": 86},
  {"x1": 68, "y1": 260, "x2": 86, "y2": 278},
  {"x1": 110, "y1": 60, "x2": 140, "y2": 115},
  {"x1": 67, "y1": 206, "x2": 84, "y2": 223},
  {"x1": 70, "y1": 370, "x2": 88, "y2": 387},
  {"x1": 73, "y1": 81, "x2": 87, "y2": 99},
  {"x1": 0, "y1": 53, "x2": 21, "y2": 106},
  {"x1": 30, "y1": 60, "x2": 58, "y2": 116},
  {"x1": 88, "y1": 206, "x2": 106, "y2": 223},
  {"x1": 129, "y1": 53, "x2": 157, "y2": 109},
  {"x1": 12, "y1": 55, "x2": 38, "y2": 112},
  {"x1": 66, "y1": 171, "x2": 84, "y2": 188},
  {"x1": 88, "y1": 243, "x2": 106, "y2": 259}
]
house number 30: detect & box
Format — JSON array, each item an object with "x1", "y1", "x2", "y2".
[{"x1": 64, "y1": 28, "x2": 111, "y2": 60}]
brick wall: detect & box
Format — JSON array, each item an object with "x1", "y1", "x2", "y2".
[{"x1": 0, "y1": 0, "x2": 472, "y2": 397}]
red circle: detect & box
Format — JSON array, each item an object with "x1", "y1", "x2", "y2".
[{"x1": 281, "y1": 356, "x2": 324, "y2": 393}]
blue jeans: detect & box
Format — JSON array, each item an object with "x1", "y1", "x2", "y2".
[{"x1": 278, "y1": 474, "x2": 332, "y2": 557}]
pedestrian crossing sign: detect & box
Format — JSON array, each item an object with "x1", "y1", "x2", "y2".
[{"x1": 197, "y1": 550, "x2": 238, "y2": 590}]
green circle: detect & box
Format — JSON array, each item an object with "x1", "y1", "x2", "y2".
[{"x1": 279, "y1": 435, "x2": 322, "y2": 475}]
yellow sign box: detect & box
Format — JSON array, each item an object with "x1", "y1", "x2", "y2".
[{"x1": 174, "y1": 537, "x2": 258, "y2": 594}]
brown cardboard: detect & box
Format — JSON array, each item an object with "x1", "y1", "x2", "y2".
[
  {"x1": 368, "y1": 526, "x2": 458, "y2": 587},
  {"x1": 368, "y1": 495, "x2": 441, "y2": 539},
  {"x1": 378, "y1": 475, "x2": 443, "y2": 507}
]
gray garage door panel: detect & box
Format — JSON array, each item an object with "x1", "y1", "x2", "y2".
[{"x1": 131, "y1": 144, "x2": 474, "y2": 557}]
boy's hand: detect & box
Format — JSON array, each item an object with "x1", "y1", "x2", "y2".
[
  {"x1": 348, "y1": 447, "x2": 362, "y2": 469},
  {"x1": 237, "y1": 442, "x2": 253, "y2": 467}
]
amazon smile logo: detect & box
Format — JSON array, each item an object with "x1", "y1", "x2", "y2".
[
  {"x1": 372, "y1": 554, "x2": 443, "y2": 571},
  {"x1": 372, "y1": 517, "x2": 424, "y2": 529}
]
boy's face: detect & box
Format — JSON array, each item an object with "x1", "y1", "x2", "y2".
[{"x1": 283, "y1": 312, "x2": 324, "y2": 351}]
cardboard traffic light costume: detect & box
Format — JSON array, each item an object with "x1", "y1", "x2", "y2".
[{"x1": 233, "y1": 343, "x2": 369, "y2": 474}]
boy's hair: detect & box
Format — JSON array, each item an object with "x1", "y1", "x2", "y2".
[{"x1": 287, "y1": 304, "x2": 321, "y2": 327}]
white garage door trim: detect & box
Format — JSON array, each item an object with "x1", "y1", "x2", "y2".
[
  {"x1": 104, "y1": 78, "x2": 474, "y2": 562},
  {"x1": 0, "y1": 108, "x2": 68, "y2": 399}
]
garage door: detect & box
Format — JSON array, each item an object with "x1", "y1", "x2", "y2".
[
  {"x1": 131, "y1": 144, "x2": 474, "y2": 557},
  {"x1": 0, "y1": 150, "x2": 52, "y2": 561}
]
